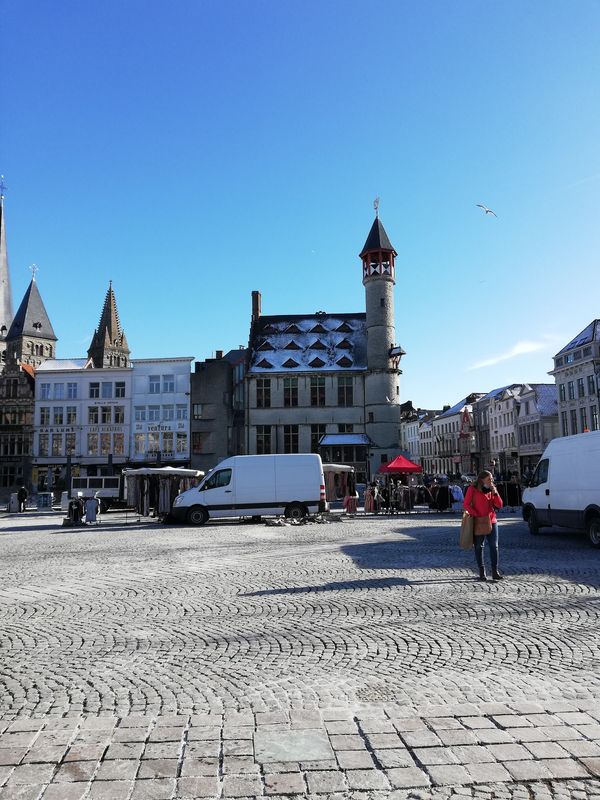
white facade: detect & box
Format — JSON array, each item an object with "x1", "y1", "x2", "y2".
[
  {"x1": 404, "y1": 418, "x2": 421, "y2": 464},
  {"x1": 33, "y1": 359, "x2": 133, "y2": 477},
  {"x1": 516, "y1": 384, "x2": 559, "y2": 473},
  {"x1": 419, "y1": 421, "x2": 434, "y2": 473},
  {"x1": 130, "y1": 358, "x2": 193, "y2": 464},
  {"x1": 550, "y1": 321, "x2": 600, "y2": 437},
  {"x1": 489, "y1": 387, "x2": 522, "y2": 476}
]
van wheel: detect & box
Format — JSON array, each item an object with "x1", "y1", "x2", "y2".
[
  {"x1": 528, "y1": 510, "x2": 541, "y2": 535},
  {"x1": 588, "y1": 517, "x2": 600, "y2": 548},
  {"x1": 285, "y1": 503, "x2": 307, "y2": 521},
  {"x1": 188, "y1": 506, "x2": 208, "y2": 526}
]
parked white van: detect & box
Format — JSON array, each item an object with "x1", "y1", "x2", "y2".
[
  {"x1": 171, "y1": 454, "x2": 328, "y2": 525},
  {"x1": 522, "y1": 430, "x2": 600, "y2": 546}
]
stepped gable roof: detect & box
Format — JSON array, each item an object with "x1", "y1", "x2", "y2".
[
  {"x1": 6, "y1": 278, "x2": 57, "y2": 341},
  {"x1": 360, "y1": 217, "x2": 397, "y2": 257},
  {"x1": 248, "y1": 312, "x2": 366, "y2": 374},
  {"x1": 0, "y1": 195, "x2": 13, "y2": 337},
  {"x1": 556, "y1": 319, "x2": 600, "y2": 355}
]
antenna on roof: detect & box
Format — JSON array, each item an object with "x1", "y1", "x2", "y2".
[{"x1": 373, "y1": 196, "x2": 380, "y2": 218}]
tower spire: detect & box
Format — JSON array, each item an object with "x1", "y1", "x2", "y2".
[
  {"x1": 87, "y1": 282, "x2": 130, "y2": 368},
  {"x1": 0, "y1": 179, "x2": 15, "y2": 361}
]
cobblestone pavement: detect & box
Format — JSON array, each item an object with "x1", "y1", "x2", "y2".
[{"x1": 0, "y1": 509, "x2": 599, "y2": 799}]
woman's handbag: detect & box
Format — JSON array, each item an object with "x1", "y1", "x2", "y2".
[
  {"x1": 474, "y1": 515, "x2": 492, "y2": 536},
  {"x1": 460, "y1": 512, "x2": 474, "y2": 549}
]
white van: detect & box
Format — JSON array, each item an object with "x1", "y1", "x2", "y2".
[
  {"x1": 522, "y1": 430, "x2": 600, "y2": 546},
  {"x1": 171, "y1": 454, "x2": 328, "y2": 526}
]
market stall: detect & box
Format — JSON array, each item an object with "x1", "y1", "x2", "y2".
[
  {"x1": 123, "y1": 467, "x2": 204, "y2": 520},
  {"x1": 376, "y1": 455, "x2": 429, "y2": 512},
  {"x1": 322, "y1": 463, "x2": 357, "y2": 513}
]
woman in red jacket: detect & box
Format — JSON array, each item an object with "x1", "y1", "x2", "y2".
[{"x1": 464, "y1": 470, "x2": 504, "y2": 581}]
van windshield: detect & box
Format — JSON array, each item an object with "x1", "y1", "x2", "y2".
[{"x1": 200, "y1": 469, "x2": 232, "y2": 490}]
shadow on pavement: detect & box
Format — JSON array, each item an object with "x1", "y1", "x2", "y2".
[{"x1": 242, "y1": 573, "x2": 474, "y2": 597}]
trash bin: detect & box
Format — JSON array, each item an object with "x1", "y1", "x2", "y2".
[
  {"x1": 9, "y1": 493, "x2": 19, "y2": 513},
  {"x1": 37, "y1": 492, "x2": 53, "y2": 509}
]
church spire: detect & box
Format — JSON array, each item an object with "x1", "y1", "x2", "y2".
[
  {"x1": 87, "y1": 281, "x2": 131, "y2": 368},
  {"x1": 0, "y1": 178, "x2": 14, "y2": 355},
  {"x1": 6, "y1": 268, "x2": 58, "y2": 368}
]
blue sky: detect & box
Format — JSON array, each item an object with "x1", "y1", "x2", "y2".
[{"x1": 2, "y1": 0, "x2": 599, "y2": 408}]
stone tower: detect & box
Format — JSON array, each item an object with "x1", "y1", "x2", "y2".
[
  {"x1": 87, "y1": 281, "x2": 131, "y2": 368},
  {"x1": 360, "y1": 214, "x2": 404, "y2": 474},
  {"x1": 5, "y1": 275, "x2": 58, "y2": 368},
  {"x1": 0, "y1": 188, "x2": 14, "y2": 368}
]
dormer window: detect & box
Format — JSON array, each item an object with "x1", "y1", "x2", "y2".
[
  {"x1": 285, "y1": 324, "x2": 301, "y2": 334},
  {"x1": 282, "y1": 358, "x2": 299, "y2": 369},
  {"x1": 256, "y1": 358, "x2": 274, "y2": 369},
  {"x1": 309, "y1": 340, "x2": 326, "y2": 350},
  {"x1": 262, "y1": 324, "x2": 276, "y2": 334},
  {"x1": 257, "y1": 340, "x2": 275, "y2": 351},
  {"x1": 337, "y1": 339, "x2": 352, "y2": 350},
  {"x1": 310, "y1": 324, "x2": 327, "y2": 334},
  {"x1": 336, "y1": 356, "x2": 353, "y2": 368},
  {"x1": 284, "y1": 340, "x2": 301, "y2": 350},
  {"x1": 309, "y1": 357, "x2": 325, "y2": 368},
  {"x1": 336, "y1": 322, "x2": 353, "y2": 333}
]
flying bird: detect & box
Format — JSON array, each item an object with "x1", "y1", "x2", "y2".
[{"x1": 476, "y1": 204, "x2": 498, "y2": 217}]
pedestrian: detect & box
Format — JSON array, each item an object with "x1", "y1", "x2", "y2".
[
  {"x1": 463, "y1": 470, "x2": 504, "y2": 581},
  {"x1": 84, "y1": 495, "x2": 99, "y2": 525},
  {"x1": 364, "y1": 483, "x2": 375, "y2": 514},
  {"x1": 17, "y1": 486, "x2": 28, "y2": 512}
]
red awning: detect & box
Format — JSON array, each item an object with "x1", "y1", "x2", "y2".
[{"x1": 378, "y1": 455, "x2": 422, "y2": 474}]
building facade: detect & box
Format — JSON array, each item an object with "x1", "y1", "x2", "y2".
[
  {"x1": 516, "y1": 383, "x2": 559, "y2": 475},
  {"x1": 0, "y1": 363, "x2": 35, "y2": 499},
  {"x1": 131, "y1": 358, "x2": 192, "y2": 466},
  {"x1": 33, "y1": 359, "x2": 133, "y2": 490},
  {"x1": 419, "y1": 420, "x2": 434, "y2": 474},
  {"x1": 190, "y1": 348, "x2": 247, "y2": 474},
  {"x1": 245, "y1": 215, "x2": 405, "y2": 481},
  {"x1": 431, "y1": 394, "x2": 484, "y2": 476},
  {"x1": 550, "y1": 320, "x2": 600, "y2": 437}
]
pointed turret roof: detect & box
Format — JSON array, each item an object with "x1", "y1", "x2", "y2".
[
  {"x1": 94, "y1": 282, "x2": 126, "y2": 346},
  {"x1": 359, "y1": 216, "x2": 397, "y2": 257},
  {"x1": 6, "y1": 277, "x2": 57, "y2": 341},
  {"x1": 87, "y1": 282, "x2": 130, "y2": 367},
  {"x1": 0, "y1": 194, "x2": 14, "y2": 338}
]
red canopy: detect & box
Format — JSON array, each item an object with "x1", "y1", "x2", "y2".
[{"x1": 378, "y1": 455, "x2": 422, "y2": 474}]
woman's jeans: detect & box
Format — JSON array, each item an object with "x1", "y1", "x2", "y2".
[{"x1": 473, "y1": 522, "x2": 499, "y2": 571}]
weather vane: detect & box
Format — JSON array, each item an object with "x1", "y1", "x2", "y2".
[
  {"x1": 29, "y1": 263, "x2": 39, "y2": 279},
  {"x1": 0, "y1": 175, "x2": 7, "y2": 200},
  {"x1": 373, "y1": 196, "x2": 380, "y2": 218}
]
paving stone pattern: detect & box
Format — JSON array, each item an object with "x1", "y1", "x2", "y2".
[{"x1": 0, "y1": 510, "x2": 599, "y2": 798}]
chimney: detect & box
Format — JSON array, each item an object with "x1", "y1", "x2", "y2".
[
  {"x1": 251, "y1": 290, "x2": 262, "y2": 322},
  {"x1": 216, "y1": 350, "x2": 224, "y2": 359}
]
